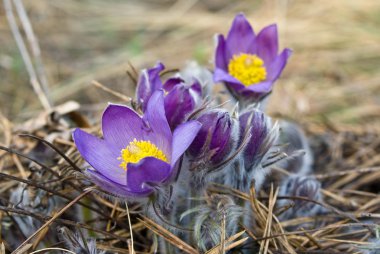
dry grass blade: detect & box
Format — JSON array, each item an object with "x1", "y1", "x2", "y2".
[
  {"x1": 138, "y1": 215, "x2": 198, "y2": 254},
  {"x1": 0, "y1": 205, "x2": 131, "y2": 242},
  {"x1": 12, "y1": 188, "x2": 93, "y2": 254},
  {"x1": 28, "y1": 248, "x2": 76, "y2": 254},
  {"x1": 92, "y1": 80, "x2": 132, "y2": 102},
  {"x1": 314, "y1": 166, "x2": 380, "y2": 180},
  {"x1": 3, "y1": 0, "x2": 51, "y2": 110},
  {"x1": 205, "y1": 230, "x2": 247, "y2": 254},
  {"x1": 18, "y1": 133, "x2": 82, "y2": 171},
  {"x1": 249, "y1": 183, "x2": 297, "y2": 254},
  {"x1": 12, "y1": 0, "x2": 51, "y2": 100},
  {"x1": 0, "y1": 243, "x2": 5, "y2": 254},
  {"x1": 260, "y1": 186, "x2": 277, "y2": 253}
]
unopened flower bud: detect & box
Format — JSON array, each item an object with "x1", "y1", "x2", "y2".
[
  {"x1": 188, "y1": 109, "x2": 238, "y2": 171},
  {"x1": 276, "y1": 120, "x2": 313, "y2": 176},
  {"x1": 226, "y1": 109, "x2": 278, "y2": 192},
  {"x1": 279, "y1": 175, "x2": 322, "y2": 219}
]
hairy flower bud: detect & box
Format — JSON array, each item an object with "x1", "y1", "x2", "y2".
[
  {"x1": 187, "y1": 109, "x2": 238, "y2": 172},
  {"x1": 226, "y1": 109, "x2": 278, "y2": 192},
  {"x1": 277, "y1": 120, "x2": 313, "y2": 176},
  {"x1": 59, "y1": 227, "x2": 105, "y2": 254},
  {"x1": 181, "y1": 194, "x2": 243, "y2": 251},
  {"x1": 240, "y1": 110, "x2": 271, "y2": 169},
  {"x1": 278, "y1": 175, "x2": 322, "y2": 219}
]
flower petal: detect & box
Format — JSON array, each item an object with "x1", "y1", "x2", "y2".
[
  {"x1": 239, "y1": 110, "x2": 270, "y2": 170},
  {"x1": 190, "y1": 80, "x2": 202, "y2": 96},
  {"x1": 101, "y1": 104, "x2": 144, "y2": 151},
  {"x1": 209, "y1": 112, "x2": 234, "y2": 164},
  {"x1": 267, "y1": 48, "x2": 292, "y2": 81},
  {"x1": 164, "y1": 85, "x2": 196, "y2": 130},
  {"x1": 143, "y1": 90, "x2": 172, "y2": 157},
  {"x1": 215, "y1": 34, "x2": 228, "y2": 70},
  {"x1": 73, "y1": 128, "x2": 126, "y2": 185},
  {"x1": 226, "y1": 13, "x2": 256, "y2": 56},
  {"x1": 246, "y1": 80, "x2": 274, "y2": 93},
  {"x1": 214, "y1": 68, "x2": 244, "y2": 88},
  {"x1": 255, "y1": 24, "x2": 279, "y2": 63},
  {"x1": 163, "y1": 77, "x2": 183, "y2": 92},
  {"x1": 136, "y1": 62, "x2": 165, "y2": 111},
  {"x1": 171, "y1": 120, "x2": 202, "y2": 166},
  {"x1": 85, "y1": 169, "x2": 152, "y2": 197},
  {"x1": 126, "y1": 157, "x2": 171, "y2": 191}
]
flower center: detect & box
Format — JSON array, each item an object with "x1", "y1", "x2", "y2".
[
  {"x1": 118, "y1": 139, "x2": 168, "y2": 170},
  {"x1": 228, "y1": 53, "x2": 267, "y2": 86}
]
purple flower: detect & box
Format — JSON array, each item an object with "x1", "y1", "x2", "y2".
[
  {"x1": 73, "y1": 91, "x2": 201, "y2": 198},
  {"x1": 187, "y1": 109, "x2": 238, "y2": 171},
  {"x1": 214, "y1": 13, "x2": 292, "y2": 101},
  {"x1": 136, "y1": 62, "x2": 202, "y2": 130},
  {"x1": 239, "y1": 110, "x2": 273, "y2": 170},
  {"x1": 226, "y1": 109, "x2": 278, "y2": 191}
]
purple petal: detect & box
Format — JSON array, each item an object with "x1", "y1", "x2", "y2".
[
  {"x1": 267, "y1": 48, "x2": 292, "y2": 81},
  {"x1": 246, "y1": 80, "x2": 274, "y2": 93},
  {"x1": 255, "y1": 24, "x2": 278, "y2": 63},
  {"x1": 101, "y1": 104, "x2": 144, "y2": 151},
  {"x1": 164, "y1": 85, "x2": 196, "y2": 130},
  {"x1": 73, "y1": 128, "x2": 126, "y2": 185},
  {"x1": 239, "y1": 110, "x2": 269, "y2": 169},
  {"x1": 143, "y1": 90, "x2": 172, "y2": 157},
  {"x1": 136, "y1": 62, "x2": 165, "y2": 111},
  {"x1": 213, "y1": 68, "x2": 245, "y2": 89},
  {"x1": 215, "y1": 34, "x2": 228, "y2": 70},
  {"x1": 209, "y1": 112, "x2": 234, "y2": 164},
  {"x1": 163, "y1": 78, "x2": 183, "y2": 92},
  {"x1": 86, "y1": 169, "x2": 152, "y2": 197},
  {"x1": 126, "y1": 157, "x2": 171, "y2": 191},
  {"x1": 171, "y1": 120, "x2": 202, "y2": 166},
  {"x1": 190, "y1": 80, "x2": 202, "y2": 97},
  {"x1": 189, "y1": 110, "x2": 234, "y2": 165},
  {"x1": 226, "y1": 13, "x2": 256, "y2": 56}
]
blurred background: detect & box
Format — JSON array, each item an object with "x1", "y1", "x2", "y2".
[{"x1": 1, "y1": 0, "x2": 379, "y2": 128}]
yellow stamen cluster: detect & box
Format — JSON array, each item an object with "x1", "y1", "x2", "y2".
[
  {"x1": 228, "y1": 53, "x2": 267, "y2": 86},
  {"x1": 118, "y1": 139, "x2": 168, "y2": 170}
]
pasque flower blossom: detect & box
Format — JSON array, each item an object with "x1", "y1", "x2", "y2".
[
  {"x1": 136, "y1": 62, "x2": 202, "y2": 129},
  {"x1": 214, "y1": 13, "x2": 292, "y2": 101},
  {"x1": 73, "y1": 91, "x2": 201, "y2": 198}
]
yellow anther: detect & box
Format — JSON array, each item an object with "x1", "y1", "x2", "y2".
[
  {"x1": 228, "y1": 53, "x2": 267, "y2": 86},
  {"x1": 118, "y1": 139, "x2": 168, "y2": 170}
]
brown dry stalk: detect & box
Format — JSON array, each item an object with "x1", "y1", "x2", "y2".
[
  {"x1": 205, "y1": 230, "x2": 247, "y2": 254},
  {"x1": 139, "y1": 215, "x2": 198, "y2": 254},
  {"x1": 92, "y1": 80, "x2": 132, "y2": 102},
  {"x1": 0, "y1": 205, "x2": 131, "y2": 242},
  {"x1": 12, "y1": 187, "x2": 94, "y2": 254}
]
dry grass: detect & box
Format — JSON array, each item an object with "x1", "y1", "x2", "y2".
[{"x1": 1, "y1": 0, "x2": 380, "y2": 253}]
